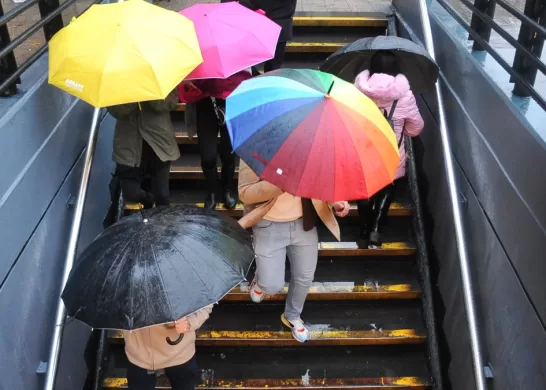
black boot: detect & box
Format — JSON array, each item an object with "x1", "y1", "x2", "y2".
[
  {"x1": 369, "y1": 185, "x2": 395, "y2": 248},
  {"x1": 357, "y1": 199, "x2": 373, "y2": 249},
  {"x1": 221, "y1": 163, "x2": 236, "y2": 209},
  {"x1": 203, "y1": 167, "x2": 220, "y2": 209}
]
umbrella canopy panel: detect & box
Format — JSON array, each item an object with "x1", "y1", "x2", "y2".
[
  {"x1": 226, "y1": 69, "x2": 400, "y2": 202},
  {"x1": 320, "y1": 36, "x2": 439, "y2": 94},
  {"x1": 48, "y1": 0, "x2": 203, "y2": 107},
  {"x1": 180, "y1": 2, "x2": 280, "y2": 80},
  {"x1": 62, "y1": 206, "x2": 254, "y2": 330}
]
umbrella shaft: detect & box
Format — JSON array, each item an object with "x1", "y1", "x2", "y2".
[{"x1": 43, "y1": 107, "x2": 102, "y2": 390}]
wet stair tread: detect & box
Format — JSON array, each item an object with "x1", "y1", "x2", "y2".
[
  {"x1": 167, "y1": 189, "x2": 412, "y2": 217},
  {"x1": 170, "y1": 155, "x2": 240, "y2": 178},
  {"x1": 103, "y1": 346, "x2": 432, "y2": 389},
  {"x1": 319, "y1": 242, "x2": 415, "y2": 256},
  {"x1": 103, "y1": 376, "x2": 430, "y2": 389},
  {"x1": 232, "y1": 260, "x2": 421, "y2": 301},
  {"x1": 127, "y1": 188, "x2": 412, "y2": 217},
  {"x1": 108, "y1": 301, "x2": 426, "y2": 346}
]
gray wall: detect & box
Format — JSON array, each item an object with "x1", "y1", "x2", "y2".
[
  {"x1": 0, "y1": 56, "x2": 115, "y2": 390},
  {"x1": 393, "y1": 1, "x2": 546, "y2": 389}
]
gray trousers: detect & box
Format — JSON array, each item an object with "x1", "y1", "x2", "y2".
[{"x1": 252, "y1": 218, "x2": 318, "y2": 319}]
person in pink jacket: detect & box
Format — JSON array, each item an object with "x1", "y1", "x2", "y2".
[{"x1": 354, "y1": 51, "x2": 424, "y2": 248}]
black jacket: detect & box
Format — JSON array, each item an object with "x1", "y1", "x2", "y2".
[{"x1": 221, "y1": 0, "x2": 297, "y2": 42}]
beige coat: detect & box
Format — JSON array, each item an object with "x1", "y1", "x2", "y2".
[
  {"x1": 237, "y1": 161, "x2": 341, "y2": 241},
  {"x1": 123, "y1": 305, "x2": 213, "y2": 371}
]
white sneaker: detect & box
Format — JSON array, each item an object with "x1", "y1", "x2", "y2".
[
  {"x1": 281, "y1": 313, "x2": 310, "y2": 343},
  {"x1": 249, "y1": 278, "x2": 265, "y2": 303}
]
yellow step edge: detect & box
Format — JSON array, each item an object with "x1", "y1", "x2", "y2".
[
  {"x1": 124, "y1": 201, "x2": 412, "y2": 217},
  {"x1": 109, "y1": 329, "x2": 425, "y2": 346},
  {"x1": 319, "y1": 241, "x2": 416, "y2": 256},
  {"x1": 232, "y1": 282, "x2": 420, "y2": 297},
  {"x1": 103, "y1": 376, "x2": 431, "y2": 389},
  {"x1": 293, "y1": 15, "x2": 387, "y2": 27},
  {"x1": 286, "y1": 42, "x2": 345, "y2": 53}
]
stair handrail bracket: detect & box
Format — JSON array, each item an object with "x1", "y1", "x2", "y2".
[{"x1": 416, "y1": 1, "x2": 489, "y2": 389}]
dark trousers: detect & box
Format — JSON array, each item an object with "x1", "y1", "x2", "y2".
[
  {"x1": 264, "y1": 40, "x2": 287, "y2": 72},
  {"x1": 116, "y1": 141, "x2": 171, "y2": 208},
  {"x1": 127, "y1": 356, "x2": 199, "y2": 390},
  {"x1": 357, "y1": 179, "x2": 400, "y2": 236},
  {"x1": 195, "y1": 98, "x2": 235, "y2": 193}
]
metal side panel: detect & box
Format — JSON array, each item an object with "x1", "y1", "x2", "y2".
[
  {"x1": 394, "y1": 2, "x2": 546, "y2": 389},
  {"x1": 0, "y1": 114, "x2": 115, "y2": 390},
  {"x1": 0, "y1": 97, "x2": 92, "y2": 284},
  {"x1": 416, "y1": 94, "x2": 546, "y2": 390},
  {"x1": 395, "y1": 0, "x2": 546, "y2": 323}
]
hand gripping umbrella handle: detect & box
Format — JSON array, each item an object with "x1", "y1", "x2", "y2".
[{"x1": 166, "y1": 334, "x2": 184, "y2": 346}]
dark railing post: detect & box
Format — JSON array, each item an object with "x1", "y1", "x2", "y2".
[
  {"x1": 512, "y1": 0, "x2": 546, "y2": 97},
  {"x1": 38, "y1": 0, "x2": 64, "y2": 41},
  {"x1": 469, "y1": 0, "x2": 497, "y2": 50},
  {"x1": 0, "y1": 2, "x2": 19, "y2": 96}
]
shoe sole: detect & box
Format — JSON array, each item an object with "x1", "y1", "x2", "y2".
[{"x1": 281, "y1": 314, "x2": 308, "y2": 343}]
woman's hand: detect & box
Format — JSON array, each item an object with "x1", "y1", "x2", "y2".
[
  {"x1": 174, "y1": 317, "x2": 191, "y2": 334},
  {"x1": 333, "y1": 201, "x2": 350, "y2": 218}
]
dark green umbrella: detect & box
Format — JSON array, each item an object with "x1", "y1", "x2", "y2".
[{"x1": 320, "y1": 36, "x2": 439, "y2": 94}]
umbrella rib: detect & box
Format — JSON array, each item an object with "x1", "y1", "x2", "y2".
[
  {"x1": 170, "y1": 236, "x2": 217, "y2": 304},
  {"x1": 171, "y1": 231, "x2": 239, "y2": 293},
  {"x1": 294, "y1": 102, "x2": 328, "y2": 198},
  {"x1": 173, "y1": 229, "x2": 241, "y2": 278},
  {"x1": 150, "y1": 243, "x2": 176, "y2": 320},
  {"x1": 96, "y1": 230, "x2": 140, "y2": 312}
]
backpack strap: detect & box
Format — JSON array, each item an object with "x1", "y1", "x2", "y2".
[
  {"x1": 388, "y1": 100, "x2": 398, "y2": 120},
  {"x1": 211, "y1": 97, "x2": 226, "y2": 126},
  {"x1": 384, "y1": 100, "x2": 403, "y2": 149}
]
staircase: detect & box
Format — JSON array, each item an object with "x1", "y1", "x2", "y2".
[{"x1": 101, "y1": 11, "x2": 434, "y2": 390}]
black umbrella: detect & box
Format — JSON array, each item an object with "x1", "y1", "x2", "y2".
[
  {"x1": 320, "y1": 36, "x2": 439, "y2": 94},
  {"x1": 62, "y1": 205, "x2": 254, "y2": 344}
]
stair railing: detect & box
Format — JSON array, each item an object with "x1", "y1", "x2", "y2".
[
  {"x1": 42, "y1": 3, "x2": 122, "y2": 390},
  {"x1": 416, "y1": 1, "x2": 488, "y2": 389}
]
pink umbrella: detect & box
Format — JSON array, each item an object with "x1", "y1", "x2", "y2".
[{"x1": 180, "y1": 2, "x2": 281, "y2": 80}]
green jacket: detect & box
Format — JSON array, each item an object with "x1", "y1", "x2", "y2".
[{"x1": 108, "y1": 90, "x2": 180, "y2": 167}]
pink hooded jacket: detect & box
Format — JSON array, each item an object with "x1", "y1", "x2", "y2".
[{"x1": 355, "y1": 70, "x2": 424, "y2": 180}]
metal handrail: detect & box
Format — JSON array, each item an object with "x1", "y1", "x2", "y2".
[
  {"x1": 436, "y1": 0, "x2": 546, "y2": 109},
  {"x1": 0, "y1": 0, "x2": 79, "y2": 61},
  {"x1": 0, "y1": 0, "x2": 101, "y2": 96},
  {"x1": 0, "y1": 0, "x2": 39, "y2": 28},
  {"x1": 417, "y1": 1, "x2": 489, "y2": 389},
  {"x1": 458, "y1": 0, "x2": 546, "y2": 76},
  {"x1": 43, "y1": 107, "x2": 102, "y2": 390},
  {"x1": 496, "y1": 0, "x2": 546, "y2": 39}
]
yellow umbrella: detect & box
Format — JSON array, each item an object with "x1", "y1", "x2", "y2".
[{"x1": 48, "y1": 0, "x2": 203, "y2": 107}]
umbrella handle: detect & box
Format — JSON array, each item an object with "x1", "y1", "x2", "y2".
[{"x1": 166, "y1": 334, "x2": 184, "y2": 346}]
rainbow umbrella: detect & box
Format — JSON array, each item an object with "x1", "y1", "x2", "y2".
[
  {"x1": 225, "y1": 69, "x2": 400, "y2": 202},
  {"x1": 180, "y1": 2, "x2": 280, "y2": 79}
]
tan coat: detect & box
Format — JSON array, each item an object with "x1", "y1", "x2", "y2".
[
  {"x1": 123, "y1": 305, "x2": 213, "y2": 371},
  {"x1": 237, "y1": 161, "x2": 341, "y2": 241}
]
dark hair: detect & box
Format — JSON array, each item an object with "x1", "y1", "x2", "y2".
[{"x1": 369, "y1": 51, "x2": 400, "y2": 77}]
